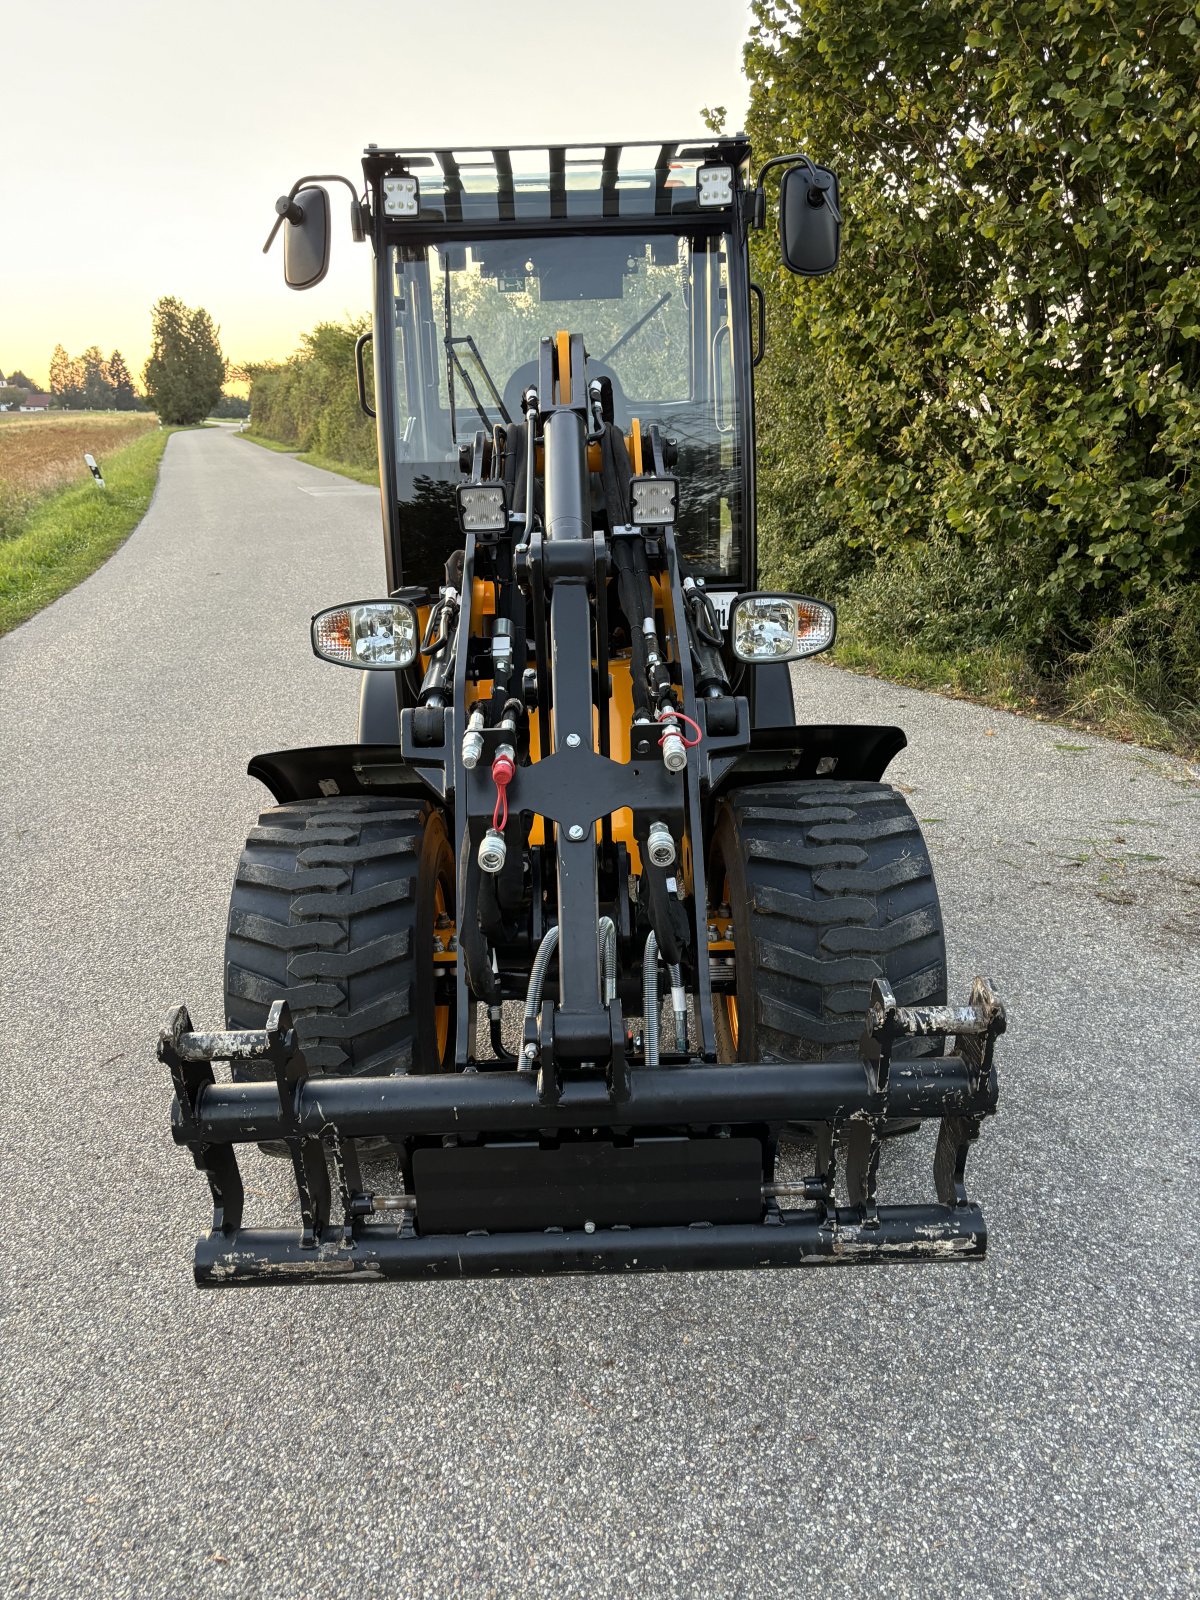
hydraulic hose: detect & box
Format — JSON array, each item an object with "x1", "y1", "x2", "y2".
[
  {"x1": 642, "y1": 930, "x2": 660, "y2": 1067},
  {"x1": 522, "y1": 925, "x2": 560, "y2": 1041},
  {"x1": 667, "y1": 962, "x2": 687, "y2": 1054},
  {"x1": 598, "y1": 917, "x2": 617, "y2": 1005}
]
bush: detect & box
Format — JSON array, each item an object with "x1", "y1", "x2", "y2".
[
  {"x1": 246, "y1": 321, "x2": 378, "y2": 471},
  {"x1": 746, "y1": 0, "x2": 1200, "y2": 741}
]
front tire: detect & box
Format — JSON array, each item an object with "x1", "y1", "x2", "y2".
[
  {"x1": 224, "y1": 796, "x2": 454, "y2": 1083},
  {"x1": 709, "y1": 780, "x2": 946, "y2": 1066}
]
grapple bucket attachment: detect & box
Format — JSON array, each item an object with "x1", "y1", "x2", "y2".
[{"x1": 159, "y1": 980, "x2": 1005, "y2": 1286}]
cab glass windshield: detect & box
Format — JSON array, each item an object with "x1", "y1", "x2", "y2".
[{"x1": 387, "y1": 231, "x2": 741, "y2": 579}]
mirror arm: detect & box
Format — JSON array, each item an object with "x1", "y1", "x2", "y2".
[
  {"x1": 751, "y1": 151, "x2": 841, "y2": 227},
  {"x1": 262, "y1": 173, "x2": 366, "y2": 255}
]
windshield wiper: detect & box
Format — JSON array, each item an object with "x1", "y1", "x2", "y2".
[
  {"x1": 598, "y1": 292, "x2": 673, "y2": 365},
  {"x1": 446, "y1": 334, "x2": 512, "y2": 431}
]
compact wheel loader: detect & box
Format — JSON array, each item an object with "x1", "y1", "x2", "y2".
[{"x1": 161, "y1": 138, "x2": 1006, "y2": 1285}]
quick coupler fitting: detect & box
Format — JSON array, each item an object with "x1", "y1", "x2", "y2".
[
  {"x1": 646, "y1": 820, "x2": 677, "y2": 868},
  {"x1": 478, "y1": 828, "x2": 507, "y2": 875},
  {"x1": 661, "y1": 727, "x2": 688, "y2": 774},
  {"x1": 462, "y1": 710, "x2": 486, "y2": 770}
]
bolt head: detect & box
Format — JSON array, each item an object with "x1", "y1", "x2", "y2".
[
  {"x1": 523, "y1": 1043, "x2": 538, "y2": 1060},
  {"x1": 565, "y1": 732, "x2": 581, "y2": 748},
  {"x1": 568, "y1": 824, "x2": 586, "y2": 841}
]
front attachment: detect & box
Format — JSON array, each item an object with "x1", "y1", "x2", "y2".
[{"x1": 159, "y1": 980, "x2": 1006, "y2": 1286}]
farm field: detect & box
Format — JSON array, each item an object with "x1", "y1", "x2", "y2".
[{"x1": 0, "y1": 411, "x2": 158, "y2": 538}]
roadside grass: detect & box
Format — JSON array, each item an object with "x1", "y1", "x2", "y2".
[
  {"x1": 0, "y1": 427, "x2": 173, "y2": 636},
  {"x1": 828, "y1": 623, "x2": 1200, "y2": 761},
  {"x1": 238, "y1": 431, "x2": 378, "y2": 487}
]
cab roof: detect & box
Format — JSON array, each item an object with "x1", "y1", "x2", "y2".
[{"x1": 361, "y1": 137, "x2": 752, "y2": 225}]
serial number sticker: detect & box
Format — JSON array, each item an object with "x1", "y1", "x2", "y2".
[{"x1": 705, "y1": 590, "x2": 738, "y2": 630}]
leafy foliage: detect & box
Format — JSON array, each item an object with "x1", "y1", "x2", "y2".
[
  {"x1": 142, "y1": 297, "x2": 225, "y2": 425},
  {"x1": 246, "y1": 320, "x2": 378, "y2": 470},
  {"x1": 746, "y1": 0, "x2": 1200, "y2": 736}
]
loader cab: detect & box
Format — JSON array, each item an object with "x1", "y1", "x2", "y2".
[{"x1": 360, "y1": 140, "x2": 757, "y2": 594}]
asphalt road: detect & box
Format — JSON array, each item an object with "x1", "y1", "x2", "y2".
[{"x1": 1, "y1": 427, "x2": 1197, "y2": 1599}]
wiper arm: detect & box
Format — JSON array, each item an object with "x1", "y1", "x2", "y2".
[
  {"x1": 446, "y1": 334, "x2": 512, "y2": 430},
  {"x1": 599, "y1": 292, "x2": 673, "y2": 365}
]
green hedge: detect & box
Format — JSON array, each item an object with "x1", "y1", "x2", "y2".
[
  {"x1": 246, "y1": 321, "x2": 378, "y2": 471},
  {"x1": 746, "y1": 0, "x2": 1200, "y2": 746}
]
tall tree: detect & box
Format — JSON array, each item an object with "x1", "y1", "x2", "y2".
[
  {"x1": 81, "y1": 345, "x2": 115, "y2": 410},
  {"x1": 105, "y1": 349, "x2": 138, "y2": 410},
  {"x1": 48, "y1": 344, "x2": 84, "y2": 409},
  {"x1": 142, "y1": 297, "x2": 225, "y2": 424}
]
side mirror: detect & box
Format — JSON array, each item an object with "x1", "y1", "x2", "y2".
[
  {"x1": 778, "y1": 164, "x2": 840, "y2": 277},
  {"x1": 279, "y1": 185, "x2": 331, "y2": 290}
]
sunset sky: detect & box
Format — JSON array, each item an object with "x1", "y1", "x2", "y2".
[{"x1": 0, "y1": 0, "x2": 753, "y2": 392}]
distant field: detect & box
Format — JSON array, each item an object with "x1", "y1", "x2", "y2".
[{"x1": 0, "y1": 411, "x2": 158, "y2": 538}]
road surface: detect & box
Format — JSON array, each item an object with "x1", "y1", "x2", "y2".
[{"x1": 1, "y1": 428, "x2": 1196, "y2": 1598}]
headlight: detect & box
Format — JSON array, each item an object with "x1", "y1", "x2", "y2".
[
  {"x1": 729, "y1": 593, "x2": 836, "y2": 662},
  {"x1": 311, "y1": 600, "x2": 420, "y2": 669}
]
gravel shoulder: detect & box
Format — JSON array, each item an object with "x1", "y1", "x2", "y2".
[{"x1": 1, "y1": 428, "x2": 1196, "y2": 1599}]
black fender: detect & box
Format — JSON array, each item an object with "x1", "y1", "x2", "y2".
[
  {"x1": 711, "y1": 724, "x2": 907, "y2": 794},
  {"x1": 358, "y1": 671, "x2": 403, "y2": 744},
  {"x1": 248, "y1": 745, "x2": 437, "y2": 805}
]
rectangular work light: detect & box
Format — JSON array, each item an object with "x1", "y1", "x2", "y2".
[
  {"x1": 457, "y1": 482, "x2": 509, "y2": 533},
  {"x1": 629, "y1": 475, "x2": 679, "y2": 526},
  {"x1": 382, "y1": 173, "x2": 420, "y2": 217},
  {"x1": 697, "y1": 164, "x2": 734, "y2": 207}
]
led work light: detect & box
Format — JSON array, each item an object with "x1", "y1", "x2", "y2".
[
  {"x1": 457, "y1": 482, "x2": 509, "y2": 533},
  {"x1": 382, "y1": 173, "x2": 420, "y2": 217},
  {"x1": 697, "y1": 164, "x2": 734, "y2": 207},
  {"x1": 729, "y1": 593, "x2": 836, "y2": 662},
  {"x1": 311, "y1": 601, "x2": 420, "y2": 669},
  {"x1": 629, "y1": 475, "x2": 679, "y2": 526}
]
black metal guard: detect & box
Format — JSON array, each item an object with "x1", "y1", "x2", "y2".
[{"x1": 158, "y1": 980, "x2": 1006, "y2": 1287}]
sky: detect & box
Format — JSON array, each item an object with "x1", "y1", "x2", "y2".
[{"x1": 0, "y1": 0, "x2": 754, "y2": 391}]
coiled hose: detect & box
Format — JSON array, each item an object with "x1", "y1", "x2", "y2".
[
  {"x1": 667, "y1": 962, "x2": 687, "y2": 1054},
  {"x1": 522, "y1": 925, "x2": 560, "y2": 1060},
  {"x1": 643, "y1": 931, "x2": 660, "y2": 1066},
  {"x1": 598, "y1": 916, "x2": 617, "y2": 1004}
]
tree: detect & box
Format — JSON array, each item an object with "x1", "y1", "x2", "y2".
[
  {"x1": 142, "y1": 297, "x2": 225, "y2": 424},
  {"x1": 81, "y1": 345, "x2": 115, "y2": 410},
  {"x1": 5, "y1": 368, "x2": 37, "y2": 392},
  {"x1": 105, "y1": 349, "x2": 138, "y2": 410},
  {"x1": 209, "y1": 393, "x2": 250, "y2": 418},
  {"x1": 48, "y1": 344, "x2": 85, "y2": 409}
]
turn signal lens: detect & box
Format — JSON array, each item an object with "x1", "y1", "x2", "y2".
[
  {"x1": 311, "y1": 601, "x2": 419, "y2": 669},
  {"x1": 729, "y1": 594, "x2": 836, "y2": 662}
]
